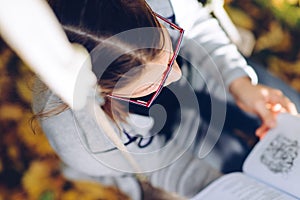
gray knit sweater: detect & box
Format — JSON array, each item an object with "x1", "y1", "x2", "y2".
[{"x1": 33, "y1": 0, "x2": 257, "y2": 199}]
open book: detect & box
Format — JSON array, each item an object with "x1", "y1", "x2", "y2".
[{"x1": 192, "y1": 113, "x2": 300, "y2": 200}]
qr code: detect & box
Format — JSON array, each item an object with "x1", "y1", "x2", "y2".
[{"x1": 260, "y1": 135, "x2": 299, "y2": 174}]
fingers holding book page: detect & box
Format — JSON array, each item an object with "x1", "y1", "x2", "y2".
[
  {"x1": 243, "y1": 113, "x2": 300, "y2": 199},
  {"x1": 191, "y1": 113, "x2": 300, "y2": 200}
]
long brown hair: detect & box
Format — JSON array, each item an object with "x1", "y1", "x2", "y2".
[{"x1": 40, "y1": 0, "x2": 165, "y2": 122}]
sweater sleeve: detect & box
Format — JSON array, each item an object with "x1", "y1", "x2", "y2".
[{"x1": 169, "y1": 0, "x2": 257, "y2": 98}]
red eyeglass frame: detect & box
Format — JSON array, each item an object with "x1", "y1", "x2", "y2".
[{"x1": 107, "y1": 13, "x2": 184, "y2": 108}]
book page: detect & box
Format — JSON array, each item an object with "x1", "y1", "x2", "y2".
[
  {"x1": 191, "y1": 172, "x2": 295, "y2": 200},
  {"x1": 243, "y1": 113, "x2": 300, "y2": 198}
]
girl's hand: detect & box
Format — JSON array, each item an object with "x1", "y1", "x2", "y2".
[{"x1": 229, "y1": 77, "x2": 298, "y2": 139}]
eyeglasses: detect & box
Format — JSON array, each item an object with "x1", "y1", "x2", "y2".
[{"x1": 107, "y1": 12, "x2": 184, "y2": 108}]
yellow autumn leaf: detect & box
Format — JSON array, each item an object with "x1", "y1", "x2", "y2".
[
  {"x1": 0, "y1": 104, "x2": 24, "y2": 121},
  {"x1": 286, "y1": 0, "x2": 299, "y2": 5},
  {"x1": 22, "y1": 159, "x2": 62, "y2": 200},
  {"x1": 255, "y1": 21, "x2": 292, "y2": 52},
  {"x1": 225, "y1": 5, "x2": 255, "y2": 30},
  {"x1": 16, "y1": 77, "x2": 33, "y2": 104},
  {"x1": 271, "y1": 0, "x2": 285, "y2": 8},
  {"x1": 60, "y1": 190, "x2": 79, "y2": 200},
  {"x1": 269, "y1": 56, "x2": 300, "y2": 74},
  {"x1": 268, "y1": 56, "x2": 300, "y2": 92},
  {"x1": 16, "y1": 64, "x2": 36, "y2": 104},
  {"x1": 17, "y1": 113, "x2": 56, "y2": 156},
  {"x1": 7, "y1": 145, "x2": 20, "y2": 162}
]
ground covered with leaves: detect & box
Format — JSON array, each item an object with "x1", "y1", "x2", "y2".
[
  {"x1": 0, "y1": 42, "x2": 129, "y2": 199},
  {"x1": 225, "y1": 0, "x2": 300, "y2": 91},
  {"x1": 1, "y1": 1, "x2": 300, "y2": 199}
]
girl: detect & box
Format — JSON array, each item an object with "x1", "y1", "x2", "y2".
[{"x1": 33, "y1": 0, "x2": 298, "y2": 199}]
